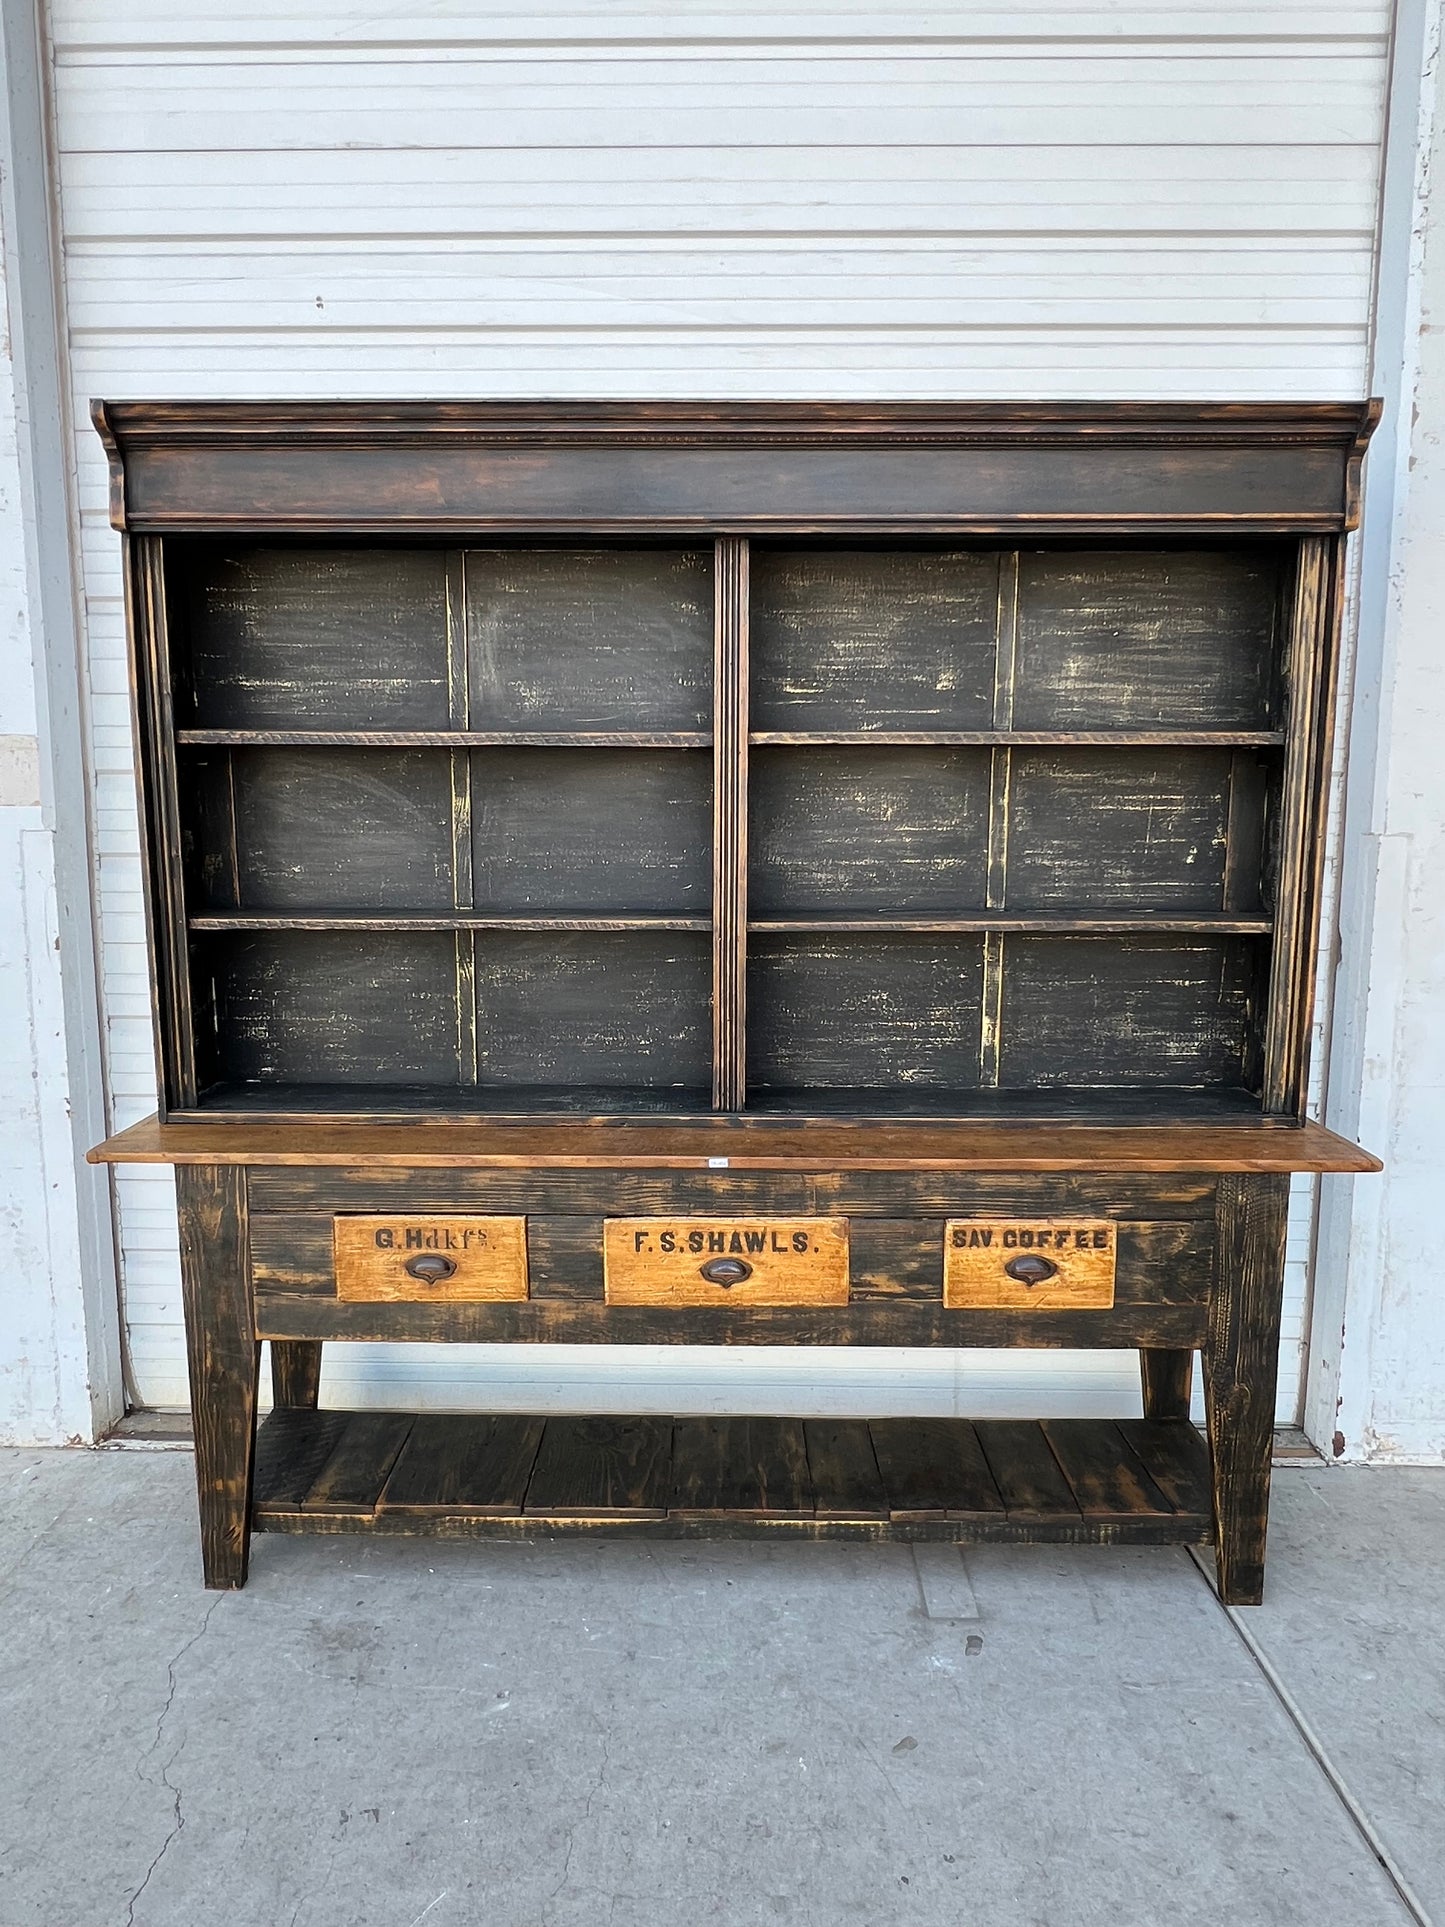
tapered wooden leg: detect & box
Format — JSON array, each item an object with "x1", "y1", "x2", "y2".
[
  {"x1": 1139, "y1": 1348, "x2": 1194, "y2": 1420},
  {"x1": 1202, "y1": 1173, "x2": 1290, "y2": 1606},
  {"x1": 271, "y1": 1341, "x2": 323, "y2": 1409},
  {"x1": 176, "y1": 1164, "x2": 259, "y2": 1589}
]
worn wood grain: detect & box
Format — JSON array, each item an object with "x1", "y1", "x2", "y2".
[
  {"x1": 1204, "y1": 1172, "x2": 1290, "y2": 1603},
  {"x1": 1138, "y1": 1348, "x2": 1195, "y2": 1421},
  {"x1": 94, "y1": 1115, "x2": 1381, "y2": 1173},
  {"x1": 333, "y1": 1213, "x2": 529, "y2": 1302},
  {"x1": 713, "y1": 534, "x2": 748, "y2": 1111},
  {"x1": 1013, "y1": 548, "x2": 1284, "y2": 730},
  {"x1": 379, "y1": 1414, "x2": 545, "y2": 1516},
  {"x1": 974, "y1": 1419, "x2": 1081, "y2": 1521},
  {"x1": 749, "y1": 933, "x2": 985, "y2": 1093},
  {"x1": 471, "y1": 748, "x2": 711, "y2": 916},
  {"x1": 1041, "y1": 1419, "x2": 1174, "y2": 1521},
  {"x1": 175, "y1": 1163, "x2": 259, "y2": 1586},
  {"x1": 750, "y1": 548, "x2": 999, "y2": 731},
  {"x1": 474, "y1": 930, "x2": 711, "y2": 1094},
  {"x1": 269, "y1": 1339, "x2": 322, "y2": 1408},
  {"x1": 603, "y1": 1216, "x2": 849, "y2": 1307},
  {"x1": 464, "y1": 547, "x2": 711, "y2": 731},
  {"x1": 870, "y1": 1418, "x2": 1005, "y2": 1521},
  {"x1": 670, "y1": 1417, "x2": 813, "y2": 1516},
  {"x1": 749, "y1": 746, "x2": 990, "y2": 915},
  {"x1": 804, "y1": 1419, "x2": 889, "y2": 1519},
  {"x1": 249, "y1": 1413, "x2": 1212, "y2": 1545},
  {"x1": 302, "y1": 1414, "x2": 415, "y2": 1514},
  {"x1": 175, "y1": 544, "x2": 450, "y2": 728},
  {"x1": 524, "y1": 1417, "x2": 673, "y2": 1518}
]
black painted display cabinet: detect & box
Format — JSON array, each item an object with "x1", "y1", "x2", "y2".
[{"x1": 89, "y1": 400, "x2": 1381, "y2": 1600}]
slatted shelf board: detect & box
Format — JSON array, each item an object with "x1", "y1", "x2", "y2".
[{"x1": 251, "y1": 1410, "x2": 1213, "y2": 1545}]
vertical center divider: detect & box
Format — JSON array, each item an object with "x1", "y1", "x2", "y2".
[
  {"x1": 980, "y1": 551, "x2": 1019, "y2": 1090},
  {"x1": 713, "y1": 535, "x2": 750, "y2": 1111},
  {"x1": 446, "y1": 550, "x2": 479, "y2": 1087}
]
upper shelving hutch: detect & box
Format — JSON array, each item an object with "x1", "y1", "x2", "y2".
[{"x1": 94, "y1": 398, "x2": 1378, "y2": 1127}]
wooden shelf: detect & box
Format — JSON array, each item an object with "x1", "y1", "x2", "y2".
[
  {"x1": 749, "y1": 730, "x2": 1285, "y2": 747},
  {"x1": 749, "y1": 913, "x2": 1273, "y2": 935},
  {"x1": 189, "y1": 912, "x2": 710, "y2": 932},
  {"x1": 250, "y1": 1409, "x2": 1214, "y2": 1545},
  {"x1": 88, "y1": 1111, "x2": 1383, "y2": 1172},
  {"x1": 176, "y1": 729, "x2": 712, "y2": 748}
]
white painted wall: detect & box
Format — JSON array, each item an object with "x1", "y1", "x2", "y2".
[
  {"x1": 0, "y1": 0, "x2": 121, "y2": 1444},
  {"x1": 1308, "y1": 0, "x2": 1445, "y2": 1464},
  {"x1": 36, "y1": 0, "x2": 1393, "y2": 1421}
]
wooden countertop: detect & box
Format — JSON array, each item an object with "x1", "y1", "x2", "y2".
[{"x1": 89, "y1": 1114, "x2": 1382, "y2": 1174}]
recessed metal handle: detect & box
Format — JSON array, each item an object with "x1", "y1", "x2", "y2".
[
  {"x1": 1003, "y1": 1253, "x2": 1058, "y2": 1287},
  {"x1": 404, "y1": 1252, "x2": 458, "y2": 1284},
  {"x1": 699, "y1": 1256, "x2": 753, "y2": 1288}
]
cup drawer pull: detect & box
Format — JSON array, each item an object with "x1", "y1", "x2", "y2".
[{"x1": 699, "y1": 1256, "x2": 753, "y2": 1287}]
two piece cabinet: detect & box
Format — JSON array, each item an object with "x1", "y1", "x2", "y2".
[{"x1": 89, "y1": 400, "x2": 1380, "y2": 1600}]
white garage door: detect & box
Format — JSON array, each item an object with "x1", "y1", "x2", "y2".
[{"x1": 47, "y1": 0, "x2": 1390, "y2": 1416}]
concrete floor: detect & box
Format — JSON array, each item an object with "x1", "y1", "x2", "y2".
[{"x1": 0, "y1": 1449, "x2": 1440, "y2": 1927}]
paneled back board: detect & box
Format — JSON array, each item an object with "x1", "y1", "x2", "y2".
[{"x1": 89, "y1": 402, "x2": 1381, "y2": 1604}]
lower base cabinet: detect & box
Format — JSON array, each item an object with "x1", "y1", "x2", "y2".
[{"x1": 124, "y1": 1134, "x2": 1333, "y2": 1607}]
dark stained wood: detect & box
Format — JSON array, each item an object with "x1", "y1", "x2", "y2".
[
  {"x1": 270, "y1": 1340, "x2": 323, "y2": 1407},
  {"x1": 1041, "y1": 1419, "x2": 1174, "y2": 1521},
  {"x1": 93, "y1": 1114, "x2": 1382, "y2": 1173},
  {"x1": 1116, "y1": 1417, "x2": 1213, "y2": 1514},
  {"x1": 253, "y1": 1295, "x2": 1209, "y2": 1349},
  {"x1": 474, "y1": 931, "x2": 711, "y2": 1094},
  {"x1": 524, "y1": 1416, "x2": 673, "y2": 1517},
  {"x1": 252, "y1": 1406, "x2": 351, "y2": 1511},
  {"x1": 173, "y1": 545, "x2": 450, "y2": 730},
  {"x1": 379, "y1": 1414, "x2": 545, "y2": 1516},
  {"x1": 974, "y1": 1419, "x2": 1081, "y2": 1521},
  {"x1": 804, "y1": 1419, "x2": 889, "y2": 1518},
  {"x1": 132, "y1": 534, "x2": 198, "y2": 1110},
  {"x1": 751, "y1": 549, "x2": 998, "y2": 732},
  {"x1": 1006, "y1": 749, "x2": 1240, "y2": 912},
  {"x1": 749, "y1": 933, "x2": 985, "y2": 1093},
  {"x1": 869, "y1": 1419, "x2": 1004, "y2": 1521},
  {"x1": 187, "y1": 747, "x2": 454, "y2": 912},
  {"x1": 471, "y1": 748, "x2": 711, "y2": 916},
  {"x1": 670, "y1": 1418, "x2": 813, "y2": 1516},
  {"x1": 713, "y1": 534, "x2": 748, "y2": 1111},
  {"x1": 1139, "y1": 1348, "x2": 1195, "y2": 1421},
  {"x1": 749, "y1": 730, "x2": 1287, "y2": 748},
  {"x1": 97, "y1": 400, "x2": 1382, "y2": 1603},
  {"x1": 175, "y1": 1163, "x2": 259, "y2": 1586},
  {"x1": 750, "y1": 746, "x2": 990, "y2": 915},
  {"x1": 302, "y1": 1414, "x2": 415, "y2": 1513},
  {"x1": 464, "y1": 547, "x2": 712, "y2": 732},
  {"x1": 1204, "y1": 1172, "x2": 1291, "y2": 1603},
  {"x1": 179, "y1": 728, "x2": 713, "y2": 747},
  {"x1": 246, "y1": 1208, "x2": 1208, "y2": 1312},
  {"x1": 999, "y1": 935, "x2": 1267, "y2": 1094},
  {"x1": 846, "y1": 1219, "x2": 942, "y2": 1301},
  {"x1": 94, "y1": 399, "x2": 1379, "y2": 536},
  {"x1": 1013, "y1": 549, "x2": 1284, "y2": 731},
  {"x1": 199, "y1": 930, "x2": 461, "y2": 1090},
  {"x1": 249, "y1": 1410, "x2": 1212, "y2": 1543},
  {"x1": 1263, "y1": 537, "x2": 1336, "y2": 1115}
]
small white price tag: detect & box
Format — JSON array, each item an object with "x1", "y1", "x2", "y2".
[{"x1": 707, "y1": 1156, "x2": 730, "y2": 1168}]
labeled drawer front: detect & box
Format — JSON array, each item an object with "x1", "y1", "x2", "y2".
[
  {"x1": 944, "y1": 1219, "x2": 1116, "y2": 1309},
  {"x1": 333, "y1": 1216, "x2": 529, "y2": 1302},
  {"x1": 604, "y1": 1219, "x2": 850, "y2": 1306}
]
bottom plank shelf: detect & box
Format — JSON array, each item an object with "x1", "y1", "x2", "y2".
[{"x1": 252, "y1": 1410, "x2": 1213, "y2": 1545}]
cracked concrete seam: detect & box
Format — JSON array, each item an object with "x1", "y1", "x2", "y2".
[{"x1": 120, "y1": 1592, "x2": 228, "y2": 1927}]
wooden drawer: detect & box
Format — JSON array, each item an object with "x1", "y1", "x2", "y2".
[
  {"x1": 333, "y1": 1215, "x2": 529, "y2": 1302},
  {"x1": 603, "y1": 1218, "x2": 850, "y2": 1306}
]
